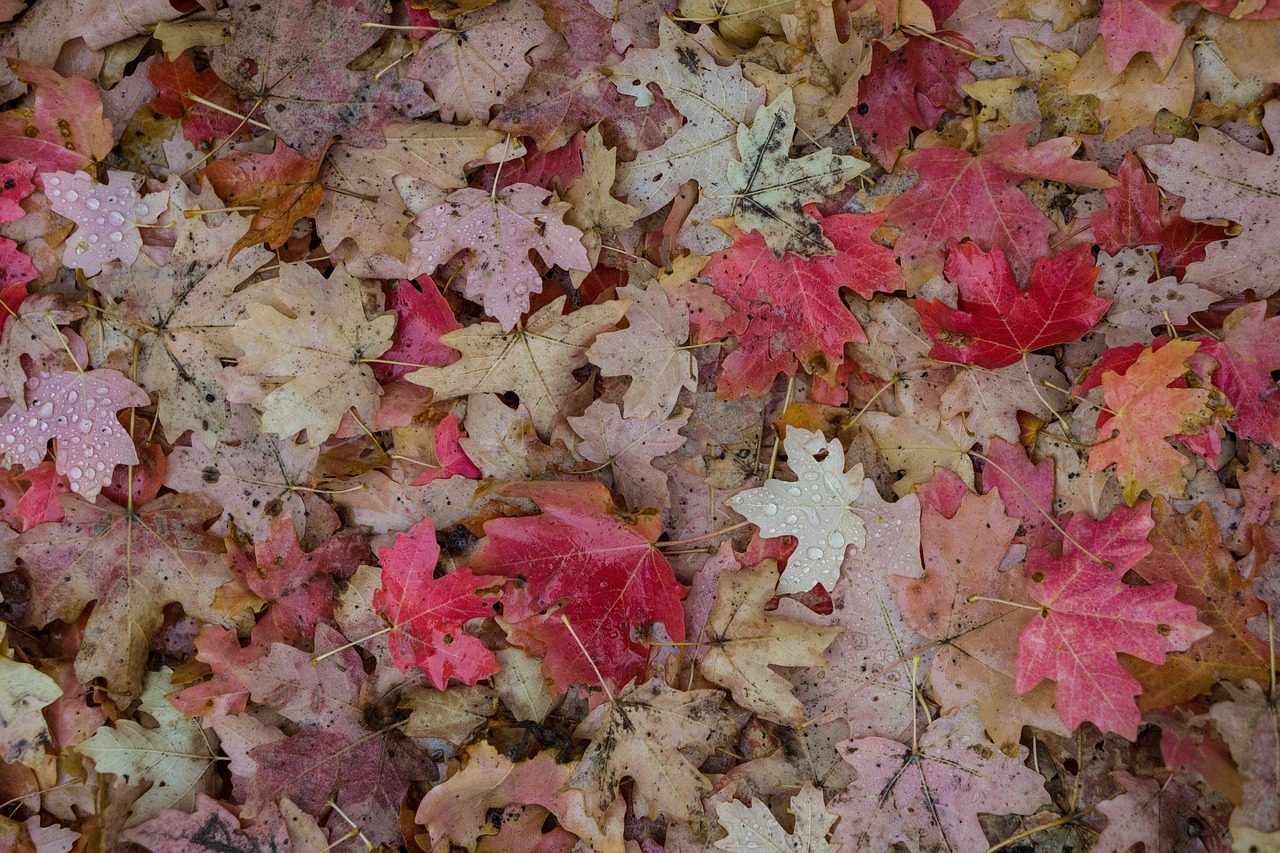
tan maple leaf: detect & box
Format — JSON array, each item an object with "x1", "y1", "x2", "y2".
[
  {"x1": 569, "y1": 677, "x2": 736, "y2": 826},
  {"x1": 568, "y1": 400, "x2": 689, "y2": 511},
  {"x1": 408, "y1": 296, "x2": 627, "y2": 437},
  {"x1": 564, "y1": 125, "x2": 642, "y2": 281},
  {"x1": 610, "y1": 17, "x2": 765, "y2": 252},
  {"x1": 230, "y1": 262, "x2": 395, "y2": 446},
  {"x1": 77, "y1": 668, "x2": 217, "y2": 826},
  {"x1": 0, "y1": 624, "x2": 61, "y2": 770},
  {"x1": 587, "y1": 281, "x2": 698, "y2": 420},
  {"x1": 698, "y1": 560, "x2": 841, "y2": 724},
  {"x1": 316, "y1": 120, "x2": 506, "y2": 262},
  {"x1": 714, "y1": 783, "x2": 836, "y2": 853},
  {"x1": 728, "y1": 88, "x2": 867, "y2": 257}
]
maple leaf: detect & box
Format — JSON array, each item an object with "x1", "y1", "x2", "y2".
[
  {"x1": 727, "y1": 428, "x2": 866, "y2": 594},
  {"x1": 570, "y1": 676, "x2": 736, "y2": 825},
  {"x1": 407, "y1": 0, "x2": 552, "y2": 123},
  {"x1": 1210, "y1": 681, "x2": 1279, "y2": 835},
  {"x1": 148, "y1": 55, "x2": 248, "y2": 146},
  {"x1": 568, "y1": 400, "x2": 689, "y2": 511},
  {"x1": 1198, "y1": 302, "x2": 1280, "y2": 444},
  {"x1": 1086, "y1": 339, "x2": 1221, "y2": 505},
  {"x1": 373, "y1": 278, "x2": 462, "y2": 384},
  {"x1": 415, "y1": 741, "x2": 585, "y2": 851},
  {"x1": 611, "y1": 17, "x2": 765, "y2": 252},
  {"x1": 1122, "y1": 499, "x2": 1270, "y2": 710},
  {"x1": 1068, "y1": 37, "x2": 1194, "y2": 142},
  {"x1": 938, "y1": 355, "x2": 1068, "y2": 447},
  {"x1": 122, "y1": 794, "x2": 292, "y2": 853},
  {"x1": 0, "y1": 294, "x2": 85, "y2": 405},
  {"x1": 77, "y1": 668, "x2": 216, "y2": 825},
  {"x1": 914, "y1": 242, "x2": 1109, "y2": 369},
  {"x1": 1017, "y1": 503, "x2": 1211, "y2": 738},
  {"x1": 892, "y1": 489, "x2": 1068, "y2": 754},
  {"x1": 229, "y1": 627, "x2": 431, "y2": 847},
  {"x1": 564, "y1": 125, "x2": 642, "y2": 276},
  {"x1": 1092, "y1": 771, "x2": 1206, "y2": 853},
  {"x1": 886, "y1": 122, "x2": 1115, "y2": 281},
  {"x1": 231, "y1": 262, "x2": 395, "y2": 446},
  {"x1": 493, "y1": 0, "x2": 681, "y2": 159},
  {"x1": 317, "y1": 121, "x2": 505, "y2": 264},
  {"x1": 0, "y1": 159, "x2": 34, "y2": 224},
  {"x1": 407, "y1": 184, "x2": 590, "y2": 330},
  {"x1": 828, "y1": 704, "x2": 1047, "y2": 851},
  {"x1": 0, "y1": 61, "x2": 113, "y2": 173},
  {"x1": 714, "y1": 782, "x2": 835, "y2": 852},
  {"x1": 1090, "y1": 153, "x2": 1230, "y2": 279},
  {"x1": 209, "y1": 0, "x2": 435, "y2": 158},
  {"x1": 84, "y1": 182, "x2": 274, "y2": 448},
  {"x1": 1097, "y1": 0, "x2": 1184, "y2": 75},
  {"x1": 1093, "y1": 248, "x2": 1217, "y2": 347},
  {"x1": 1139, "y1": 106, "x2": 1280, "y2": 298},
  {"x1": 587, "y1": 281, "x2": 697, "y2": 419},
  {"x1": 0, "y1": 627, "x2": 61, "y2": 769},
  {"x1": 848, "y1": 33, "x2": 974, "y2": 167},
  {"x1": 227, "y1": 513, "x2": 369, "y2": 644},
  {"x1": 200, "y1": 141, "x2": 325, "y2": 259},
  {"x1": 698, "y1": 560, "x2": 841, "y2": 724},
  {"x1": 587, "y1": 0, "x2": 673, "y2": 51},
  {"x1": 373, "y1": 517, "x2": 501, "y2": 689},
  {"x1": 407, "y1": 295, "x2": 627, "y2": 437},
  {"x1": 699, "y1": 209, "x2": 903, "y2": 398},
  {"x1": 16, "y1": 493, "x2": 231, "y2": 699},
  {"x1": 468, "y1": 481, "x2": 687, "y2": 690},
  {"x1": 0, "y1": 365, "x2": 149, "y2": 500},
  {"x1": 728, "y1": 89, "x2": 867, "y2": 257},
  {"x1": 42, "y1": 170, "x2": 167, "y2": 278},
  {"x1": 164, "y1": 407, "x2": 320, "y2": 539},
  {"x1": 860, "y1": 407, "x2": 976, "y2": 497}
]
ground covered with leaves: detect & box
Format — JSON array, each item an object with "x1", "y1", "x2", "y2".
[{"x1": 0, "y1": 0, "x2": 1277, "y2": 850}]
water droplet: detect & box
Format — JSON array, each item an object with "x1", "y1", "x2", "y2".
[
  {"x1": 69, "y1": 466, "x2": 82, "y2": 480},
  {"x1": 86, "y1": 233, "x2": 99, "y2": 244},
  {"x1": 806, "y1": 546, "x2": 824, "y2": 560},
  {"x1": 86, "y1": 197, "x2": 100, "y2": 210},
  {"x1": 64, "y1": 190, "x2": 78, "y2": 202},
  {"x1": 67, "y1": 390, "x2": 77, "y2": 404},
  {"x1": 762, "y1": 503, "x2": 777, "y2": 516},
  {"x1": 94, "y1": 217, "x2": 105, "y2": 225},
  {"x1": 46, "y1": 187, "x2": 60, "y2": 197},
  {"x1": 109, "y1": 231, "x2": 123, "y2": 242},
  {"x1": 785, "y1": 514, "x2": 797, "y2": 525},
  {"x1": 25, "y1": 417, "x2": 35, "y2": 428},
  {"x1": 787, "y1": 486, "x2": 802, "y2": 497},
  {"x1": 45, "y1": 175, "x2": 59, "y2": 186},
  {"x1": 828, "y1": 531, "x2": 845, "y2": 549},
  {"x1": 3, "y1": 434, "x2": 13, "y2": 444},
  {"x1": 36, "y1": 402, "x2": 52, "y2": 418},
  {"x1": 133, "y1": 202, "x2": 149, "y2": 217},
  {"x1": 78, "y1": 419, "x2": 92, "y2": 434},
  {"x1": 14, "y1": 443, "x2": 24, "y2": 454},
  {"x1": 107, "y1": 211, "x2": 125, "y2": 227},
  {"x1": 106, "y1": 195, "x2": 116, "y2": 204}
]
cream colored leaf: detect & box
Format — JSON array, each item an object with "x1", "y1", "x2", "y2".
[
  {"x1": 570, "y1": 677, "x2": 735, "y2": 825},
  {"x1": 230, "y1": 262, "x2": 394, "y2": 446},
  {"x1": 611, "y1": 18, "x2": 765, "y2": 252},
  {"x1": 77, "y1": 668, "x2": 216, "y2": 826},
  {"x1": 565, "y1": 126, "x2": 641, "y2": 278},
  {"x1": 699, "y1": 560, "x2": 841, "y2": 724},
  {"x1": 408, "y1": 296, "x2": 627, "y2": 437},
  {"x1": 729, "y1": 90, "x2": 867, "y2": 257},
  {"x1": 861, "y1": 410, "x2": 976, "y2": 497},
  {"x1": 401, "y1": 684, "x2": 496, "y2": 744},
  {"x1": 0, "y1": 625, "x2": 61, "y2": 769},
  {"x1": 715, "y1": 782, "x2": 836, "y2": 852},
  {"x1": 588, "y1": 282, "x2": 697, "y2": 419},
  {"x1": 492, "y1": 647, "x2": 555, "y2": 724},
  {"x1": 727, "y1": 428, "x2": 866, "y2": 594}
]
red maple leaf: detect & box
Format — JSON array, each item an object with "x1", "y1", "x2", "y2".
[
  {"x1": 886, "y1": 123, "x2": 1115, "y2": 280},
  {"x1": 468, "y1": 481, "x2": 686, "y2": 690},
  {"x1": 201, "y1": 140, "x2": 327, "y2": 259},
  {"x1": 409, "y1": 414, "x2": 482, "y2": 486},
  {"x1": 373, "y1": 517, "x2": 500, "y2": 689},
  {"x1": 913, "y1": 242, "x2": 1109, "y2": 369},
  {"x1": 227, "y1": 513, "x2": 369, "y2": 645},
  {"x1": 848, "y1": 34, "x2": 973, "y2": 167},
  {"x1": 374, "y1": 277, "x2": 462, "y2": 384},
  {"x1": 148, "y1": 55, "x2": 249, "y2": 146},
  {"x1": 1016, "y1": 503, "x2": 1210, "y2": 738},
  {"x1": 1090, "y1": 154, "x2": 1230, "y2": 279},
  {"x1": 698, "y1": 209, "x2": 903, "y2": 398}
]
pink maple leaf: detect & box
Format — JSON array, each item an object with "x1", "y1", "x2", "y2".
[
  {"x1": 0, "y1": 159, "x2": 35, "y2": 223},
  {"x1": 0, "y1": 367, "x2": 149, "y2": 500},
  {"x1": 42, "y1": 170, "x2": 167, "y2": 277},
  {"x1": 914, "y1": 242, "x2": 1110, "y2": 369},
  {"x1": 373, "y1": 517, "x2": 500, "y2": 689},
  {"x1": 1098, "y1": 0, "x2": 1184, "y2": 75},
  {"x1": 1197, "y1": 302, "x2": 1280, "y2": 444},
  {"x1": 699, "y1": 209, "x2": 903, "y2": 398},
  {"x1": 1016, "y1": 503, "x2": 1211, "y2": 738}
]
